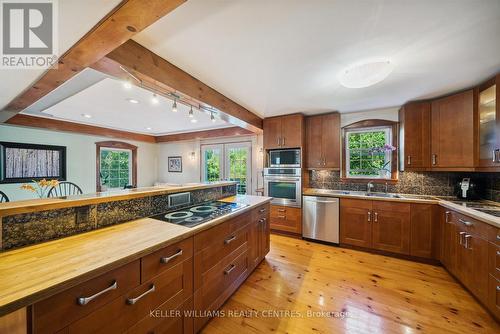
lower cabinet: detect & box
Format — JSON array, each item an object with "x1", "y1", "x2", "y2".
[
  {"x1": 30, "y1": 203, "x2": 271, "y2": 334},
  {"x1": 269, "y1": 205, "x2": 302, "y2": 235},
  {"x1": 340, "y1": 199, "x2": 410, "y2": 255},
  {"x1": 441, "y1": 209, "x2": 497, "y2": 320}
]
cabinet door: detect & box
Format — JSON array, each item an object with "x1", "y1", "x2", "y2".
[
  {"x1": 400, "y1": 102, "x2": 431, "y2": 169},
  {"x1": 260, "y1": 215, "x2": 270, "y2": 258},
  {"x1": 340, "y1": 199, "x2": 372, "y2": 248},
  {"x1": 442, "y1": 215, "x2": 458, "y2": 275},
  {"x1": 431, "y1": 90, "x2": 474, "y2": 168},
  {"x1": 488, "y1": 275, "x2": 500, "y2": 320},
  {"x1": 248, "y1": 219, "x2": 261, "y2": 270},
  {"x1": 469, "y1": 235, "x2": 489, "y2": 304},
  {"x1": 455, "y1": 224, "x2": 473, "y2": 287},
  {"x1": 280, "y1": 114, "x2": 303, "y2": 148},
  {"x1": 322, "y1": 113, "x2": 341, "y2": 168},
  {"x1": 263, "y1": 117, "x2": 282, "y2": 150},
  {"x1": 372, "y1": 202, "x2": 410, "y2": 255},
  {"x1": 477, "y1": 77, "x2": 500, "y2": 167},
  {"x1": 410, "y1": 203, "x2": 436, "y2": 259},
  {"x1": 306, "y1": 115, "x2": 323, "y2": 168}
]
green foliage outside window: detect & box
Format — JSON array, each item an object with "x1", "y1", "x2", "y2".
[
  {"x1": 100, "y1": 149, "x2": 131, "y2": 188},
  {"x1": 228, "y1": 149, "x2": 247, "y2": 194},
  {"x1": 347, "y1": 130, "x2": 387, "y2": 177},
  {"x1": 205, "y1": 150, "x2": 220, "y2": 182}
]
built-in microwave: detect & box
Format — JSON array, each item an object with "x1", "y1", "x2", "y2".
[{"x1": 268, "y1": 149, "x2": 301, "y2": 167}]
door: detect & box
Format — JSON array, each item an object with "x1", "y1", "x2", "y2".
[
  {"x1": 280, "y1": 114, "x2": 303, "y2": 148},
  {"x1": 306, "y1": 115, "x2": 323, "y2": 168},
  {"x1": 201, "y1": 142, "x2": 252, "y2": 194},
  {"x1": 263, "y1": 117, "x2": 282, "y2": 150},
  {"x1": 372, "y1": 202, "x2": 410, "y2": 255},
  {"x1": 322, "y1": 113, "x2": 341, "y2": 168},
  {"x1": 340, "y1": 199, "x2": 372, "y2": 248},
  {"x1": 431, "y1": 90, "x2": 474, "y2": 168},
  {"x1": 477, "y1": 77, "x2": 499, "y2": 167},
  {"x1": 400, "y1": 102, "x2": 431, "y2": 169}
]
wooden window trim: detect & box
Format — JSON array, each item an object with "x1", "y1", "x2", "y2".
[
  {"x1": 341, "y1": 119, "x2": 399, "y2": 182},
  {"x1": 96, "y1": 141, "x2": 137, "y2": 192}
]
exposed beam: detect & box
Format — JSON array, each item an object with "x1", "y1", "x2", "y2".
[
  {"x1": 100, "y1": 40, "x2": 263, "y2": 133},
  {"x1": 1, "y1": 0, "x2": 186, "y2": 115},
  {"x1": 155, "y1": 127, "x2": 254, "y2": 142},
  {"x1": 6, "y1": 114, "x2": 156, "y2": 143}
]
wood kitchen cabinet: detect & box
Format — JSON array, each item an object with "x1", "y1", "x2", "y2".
[
  {"x1": 340, "y1": 199, "x2": 410, "y2": 255},
  {"x1": 477, "y1": 74, "x2": 500, "y2": 169},
  {"x1": 488, "y1": 227, "x2": 500, "y2": 320},
  {"x1": 410, "y1": 203, "x2": 440, "y2": 259},
  {"x1": 431, "y1": 90, "x2": 475, "y2": 169},
  {"x1": 269, "y1": 205, "x2": 302, "y2": 235},
  {"x1": 399, "y1": 102, "x2": 431, "y2": 170},
  {"x1": 249, "y1": 204, "x2": 270, "y2": 270},
  {"x1": 340, "y1": 199, "x2": 372, "y2": 248},
  {"x1": 305, "y1": 112, "x2": 340, "y2": 169},
  {"x1": 263, "y1": 114, "x2": 304, "y2": 150},
  {"x1": 441, "y1": 209, "x2": 491, "y2": 308}
]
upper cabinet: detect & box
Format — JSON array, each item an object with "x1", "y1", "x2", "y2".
[
  {"x1": 399, "y1": 102, "x2": 431, "y2": 170},
  {"x1": 477, "y1": 75, "x2": 500, "y2": 168},
  {"x1": 431, "y1": 90, "x2": 475, "y2": 169},
  {"x1": 305, "y1": 113, "x2": 340, "y2": 169},
  {"x1": 263, "y1": 114, "x2": 304, "y2": 150}
]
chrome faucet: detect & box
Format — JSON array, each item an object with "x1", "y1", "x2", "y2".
[{"x1": 367, "y1": 181, "x2": 375, "y2": 194}]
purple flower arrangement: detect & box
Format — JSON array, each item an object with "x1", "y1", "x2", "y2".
[{"x1": 368, "y1": 144, "x2": 396, "y2": 154}]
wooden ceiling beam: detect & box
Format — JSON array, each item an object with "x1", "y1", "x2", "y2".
[
  {"x1": 155, "y1": 127, "x2": 255, "y2": 142},
  {"x1": 100, "y1": 40, "x2": 263, "y2": 133},
  {"x1": 6, "y1": 114, "x2": 156, "y2": 143},
  {"x1": 1, "y1": 0, "x2": 186, "y2": 115}
]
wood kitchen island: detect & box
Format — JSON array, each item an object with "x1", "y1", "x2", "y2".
[{"x1": 0, "y1": 194, "x2": 271, "y2": 333}]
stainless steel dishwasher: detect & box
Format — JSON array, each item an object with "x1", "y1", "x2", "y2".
[{"x1": 302, "y1": 196, "x2": 339, "y2": 244}]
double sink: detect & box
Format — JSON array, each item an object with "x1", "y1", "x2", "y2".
[{"x1": 317, "y1": 189, "x2": 403, "y2": 199}]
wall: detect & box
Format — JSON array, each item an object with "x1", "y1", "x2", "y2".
[
  {"x1": 0, "y1": 124, "x2": 158, "y2": 201},
  {"x1": 340, "y1": 107, "x2": 398, "y2": 127},
  {"x1": 157, "y1": 134, "x2": 264, "y2": 195}
]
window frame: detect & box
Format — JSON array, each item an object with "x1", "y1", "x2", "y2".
[
  {"x1": 341, "y1": 119, "x2": 398, "y2": 182},
  {"x1": 96, "y1": 141, "x2": 137, "y2": 191}
]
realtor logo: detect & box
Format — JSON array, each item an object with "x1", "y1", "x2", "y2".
[{"x1": 1, "y1": 0, "x2": 58, "y2": 69}]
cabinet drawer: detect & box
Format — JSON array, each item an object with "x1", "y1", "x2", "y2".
[
  {"x1": 126, "y1": 297, "x2": 193, "y2": 334},
  {"x1": 67, "y1": 259, "x2": 193, "y2": 334},
  {"x1": 194, "y1": 213, "x2": 250, "y2": 252},
  {"x1": 142, "y1": 237, "x2": 193, "y2": 282},
  {"x1": 194, "y1": 226, "x2": 249, "y2": 289},
  {"x1": 450, "y1": 211, "x2": 489, "y2": 239},
  {"x1": 253, "y1": 204, "x2": 269, "y2": 220},
  {"x1": 270, "y1": 205, "x2": 301, "y2": 234},
  {"x1": 490, "y1": 242, "x2": 500, "y2": 280},
  {"x1": 33, "y1": 260, "x2": 140, "y2": 334}
]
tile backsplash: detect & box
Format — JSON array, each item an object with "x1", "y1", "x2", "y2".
[{"x1": 309, "y1": 170, "x2": 500, "y2": 201}]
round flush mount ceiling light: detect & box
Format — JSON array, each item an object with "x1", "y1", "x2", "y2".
[
  {"x1": 338, "y1": 60, "x2": 394, "y2": 88},
  {"x1": 81, "y1": 113, "x2": 92, "y2": 118},
  {"x1": 126, "y1": 98, "x2": 139, "y2": 104}
]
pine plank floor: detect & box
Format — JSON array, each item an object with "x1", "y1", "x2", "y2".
[{"x1": 202, "y1": 234, "x2": 500, "y2": 334}]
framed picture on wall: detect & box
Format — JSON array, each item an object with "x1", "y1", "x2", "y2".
[
  {"x1": 0, "y1": 142, "x2": 67, "y2": 183},
  {"x1": 168, "y1": 156, "x2": 183, "y2": 173}
]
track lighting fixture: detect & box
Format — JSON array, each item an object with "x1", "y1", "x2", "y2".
[{"x1": 172, "y1": 99, "x2": 178, "y2": 112}]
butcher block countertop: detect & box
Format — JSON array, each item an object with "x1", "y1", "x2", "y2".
[
  {"x1": 0, "y1": 181, "x2": 238, "y2": 217},
  {"x1": 0, "y1": 195, "x2": 271, "y2": 317},
  {"x1": 303, "y1": 188, "x2": 500, "y2": 228}
]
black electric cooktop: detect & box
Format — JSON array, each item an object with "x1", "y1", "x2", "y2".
[{"x1": 151, "y1": 201, "x2": 248, "y2": 228}]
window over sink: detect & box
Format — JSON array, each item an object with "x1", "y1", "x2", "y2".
[{"x1": 342, "y1": 120, "x2": 398, "y2": 181}]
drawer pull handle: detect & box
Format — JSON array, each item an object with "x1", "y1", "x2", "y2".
[
  {"x1": 445, "y1": 211, "x2": 450, "y2": 223},
  {"x1": 259, "y1": 208, "x2": 266, "y2": 213},
  {"x1": 496, "y1": 250, "x2": 500, "y2": 256},
  {"x1": 367, "y1": 211, "x2": 371, "y2": 222},
  {"x1": 259, "y1": 218, "x2": 267, "y2": 223},
  {"x1": 464, "y1": 234, "x2": 472, "y2": 249},
  {"x1": 77, "y1": 280, "x2": 117, "y2": 306},
  {"x1": 374, "y1": 212, "x2": 378, "y2": 223},
  {"x1": 497, "y1": 286, "x2": 500, "y2": 291},
  {"x1": 459, "y1": 231, "x2": 466, "y2": 246},
  {"x1": 497, "y1": 235, "x2": 500, "y2": 241},
  {"x1": 277, "y1": 215, "x2": 286, "y2": 219},
  {"x1": 277, "y1": 209, "x2": 286, "y2": 212},
  {"x1": 126, "y1": 285, "x2": 155, "y2": 305},
  {"x1": 160, "y1": 249, "x2": 183, "y2": 264},
  {"x1": 224, "y1": 235, "x2": 236, "y2": 244},
  {"x1": 224, "y1": 264, "x2": 236, "y2": 275},
  {"x1": 458, "y1": 218, "x2": 472, "y2": 227}
]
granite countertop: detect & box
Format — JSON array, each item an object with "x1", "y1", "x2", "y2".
[
  {"x1": 303, "y1": 188, "x2": 500, "y2": 228},
  {"x1": 0, "y1": 181, "x2": 238, "y2": 217},
  {"x1": 0, "y1": 195, "x2": 271, "y2": 317}
]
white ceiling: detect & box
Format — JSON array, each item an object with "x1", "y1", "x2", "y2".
[
  {"x1": 22, "y1": 75, "x2": 230, "y2": 135},
  {"x1": 134, "y1": 0, "x2": 500, "y2": 117},
  {"x1": 0, "y1": 0, "x2": 122, "y2": 110}
]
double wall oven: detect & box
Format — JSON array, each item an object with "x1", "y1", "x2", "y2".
[{"x1": 264, "y1": 149, "x2": 302, "y2": 208}]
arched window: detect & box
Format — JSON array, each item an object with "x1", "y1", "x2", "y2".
[{"x1": 96, "y1": 141, "x2": 137, "y2": 191}]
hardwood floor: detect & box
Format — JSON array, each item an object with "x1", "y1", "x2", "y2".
[{"x1": 202, "y1": 234, "x2": 500, "y2": 334}]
